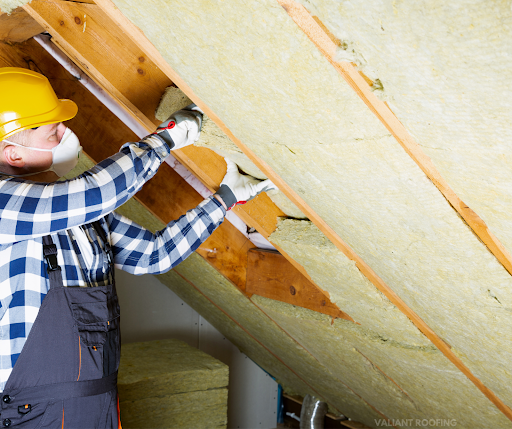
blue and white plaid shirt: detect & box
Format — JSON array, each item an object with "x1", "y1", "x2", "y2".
[{"x1": 0, "y1": 136, "x2": 225, "y2": 390}]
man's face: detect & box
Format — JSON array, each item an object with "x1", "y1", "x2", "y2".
[
  {"x1": 5, "y1": 122, "x2": 67, "y2": 182},
  {"x1": 25, "y1": 122, "x2": 66, "y2": 168}
]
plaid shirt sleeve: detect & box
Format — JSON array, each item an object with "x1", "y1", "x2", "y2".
[
  {"x1": 107, "y1": 196, "x2": 226, "y2": 274},
  {"x1": 0, "y1": 136, "x2": 170, "y2": 244}
]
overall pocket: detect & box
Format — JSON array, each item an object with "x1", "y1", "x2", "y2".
[{"x1": 69, "y1": 287, "x2": 121, "y2": 379}]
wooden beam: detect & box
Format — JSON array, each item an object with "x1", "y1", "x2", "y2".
[
  {"x1": 0, "y1": 7, "x2": 44, "y2": 43},
  {"x1": 92, "y1": 0, "x2": 512, "y2": 421},
  {"x1": 247, "y1": 249, "x2": 348, "y2": 320},
  {"x1": 24, "y1": 0, "x2": 350, "y2": 320},
  {"x1": 24, "y1": 0, "x2": 170, "y2": 131}
]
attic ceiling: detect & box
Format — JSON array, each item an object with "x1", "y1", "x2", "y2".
[{"x1": 1, "y1": 1, "x2": 512, "y2": 428}]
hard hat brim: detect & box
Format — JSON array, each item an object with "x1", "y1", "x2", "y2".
[{"x1": 0, "y1": 98, "x2": 78, "y2": 141}]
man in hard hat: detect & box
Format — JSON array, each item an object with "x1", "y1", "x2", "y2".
[{"x1": 0, "y1": 67, "x2": 274, "y2": 428}]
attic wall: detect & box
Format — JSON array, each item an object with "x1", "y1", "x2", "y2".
[
  {"x1": 110, "y1": 0, "x2": 512, "y2": 419},
  {"x1": 268, "y1": 222, "x2": 511, "y2": 426},
  {"x1": 4, "y1": 0, "x2": 512, "y2": 425}
]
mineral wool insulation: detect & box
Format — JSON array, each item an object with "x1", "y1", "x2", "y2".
[
  {"x1": 297, "y1": 0, "x2": 512, "y2": 260},
  {"x1": 68, "y1": 155, "x2": 510, "y2": 427},
  {"x1": 112, "y1": 0, "x2": 512, "y2": 416},
  {"x1": 156, "y1": 86, "x2": 307, "y2": 219}
]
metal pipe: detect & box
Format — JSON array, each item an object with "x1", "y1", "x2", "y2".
[{"x1": 300, "y1": 394, "x2": 328, "y2": 429}]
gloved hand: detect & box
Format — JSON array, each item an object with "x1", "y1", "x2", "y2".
[
  {"x1": 215, "y1": 158, "x2": 277, "y2": 210},
  {"x1": 152, "y1": 103, "x2": 203, "y2": 150}
]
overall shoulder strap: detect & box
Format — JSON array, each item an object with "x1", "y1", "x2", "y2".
[
  {"x1": 42, "y1": 235, "x2": 64, "y2": 289},
  {"x1": 91, "y1": 220, "x2": 115, "y2": 283}
]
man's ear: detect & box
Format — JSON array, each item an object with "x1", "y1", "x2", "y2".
[{"x1": 3, "y1": 145, "x2": 25, "y2": 168}]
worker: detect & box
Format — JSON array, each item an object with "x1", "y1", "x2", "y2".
[{"x1": 0, "y1": 67, "x2": 274, "y2": 428}]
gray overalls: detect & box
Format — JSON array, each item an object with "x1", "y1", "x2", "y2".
[{"x1": 0, "y1": 222, "x2": 121, "y2": 428}]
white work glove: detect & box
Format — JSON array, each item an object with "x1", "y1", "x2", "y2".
[
  {"x1": 215, "y1": 158, "x2": 277, "y2": 210},
  {"x1": 151, "y1": 103, "x2": 203, "y2": 150}
]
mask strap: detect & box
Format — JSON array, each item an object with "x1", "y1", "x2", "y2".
[
  {"x1": 3, "y1": 140, "x2": 53, "y2": 152},
  {"x1": 0, "y1": 140, "x2": 54, "y2": 177}
]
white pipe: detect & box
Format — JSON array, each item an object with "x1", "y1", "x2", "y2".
[
  {"x1": 286, "y1": 412, "x2": 301, "y2": 422},
  {"x1": 35, "y1": 34, "x2": 276, "y2": 250}
]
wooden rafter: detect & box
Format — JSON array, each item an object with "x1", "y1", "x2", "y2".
[
  {"x1": 0, "y1": 7, "x2": 44, "y2": 43},
  {"x1": 247, "y1": 249, "x2": 347, "y2": 319},
  {"x1": 89, "y1": 0, "x2": 512, "y2": 421},
  {"x1": 23, "y1": 0, "x2": 353, "y2": 323}
]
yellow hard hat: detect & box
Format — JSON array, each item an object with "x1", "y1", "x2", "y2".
[{"x1": 0, "y1": 67, "x2": 78, "y2": 141}]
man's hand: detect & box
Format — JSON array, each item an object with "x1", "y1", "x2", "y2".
[
  {"x1": 152, "y1": 103, "x2": 203, "y2": 150},
  {"x1": 215, "y1": 158, "x2": 277, "y2": 210}
]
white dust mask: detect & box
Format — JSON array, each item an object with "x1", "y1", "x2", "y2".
[{"x1": 3, "y1": 127, "x2": 82, "y2": 177}]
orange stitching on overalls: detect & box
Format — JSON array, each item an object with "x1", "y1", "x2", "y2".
[
  {"x1": 62, "y1": 406, "x2": 64, "y2": 429},
  {"x1": 117, "y1": 395, "x2": 122, "y2": 429}
]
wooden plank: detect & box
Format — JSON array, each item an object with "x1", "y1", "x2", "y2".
[
  {"x1": 24, "y1": 0, "x2": 171, "y2": 130},
  {"x1": 93, "y1": 0, "x2": 512, "y2": 421},
  {"x1": 277, "y1": 0, "x2": 512, "y2": 279},
  {"x1": 247, "y1": 249, "x2": 349, "y2": 320},
  {"x1": 0, "y1": 7, "x2": 44, "y2": 42}
]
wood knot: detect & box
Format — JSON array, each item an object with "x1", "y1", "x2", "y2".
[
  {"x1": 74, "y1": 16, "x2": 81, "y2": 25},
  {"x1": 137, "y1": 68, "x2": 145, "y2": 76},
  {"x1": 289, "y1": 285, "x2": 296, "y2": 296},
  {"x1": 138, "y1": 56, "x2": 145, "y2": 63},
  {"x1": 59, "y1": 20, "x2": 65, "y2": 26}
]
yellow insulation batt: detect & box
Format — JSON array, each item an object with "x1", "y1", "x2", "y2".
[{"x1": 110, "y1": 0, "x2": 512, "y2": 413}]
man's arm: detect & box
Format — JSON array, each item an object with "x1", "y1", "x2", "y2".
[
  {"x1": 106, "y1": 158, "x2": 276, "y2": 275},
  {"x1": 107, "y1": 197, "x2": 225, "y2": 274},
  {"x1": 0, "y1": 136, "x2": 169, "y2": 244}
]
